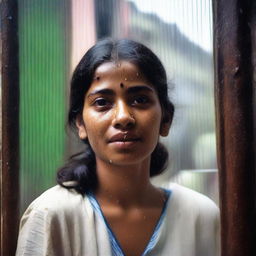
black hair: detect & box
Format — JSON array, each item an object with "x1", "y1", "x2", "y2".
[{"x1": 57, "y1": 38, "x2": 174, "y2": 194}]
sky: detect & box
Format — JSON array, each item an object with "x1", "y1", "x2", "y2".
[{"x1": 128, "y1": 0, "x2": 213, "y2": 52}]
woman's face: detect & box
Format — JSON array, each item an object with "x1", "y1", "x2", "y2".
[{"x1": 76, "y1": 61, "x2": 170, "y2": 166}]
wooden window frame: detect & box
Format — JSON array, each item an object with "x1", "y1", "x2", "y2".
[
  {"x1": 1, "y1": 1, "x2": 20, "y2": 256},
  {"x1": 1, "y1": 0, "x2": 256, "y2": 255},
  {"x1": 214, "y1": 0, "x2": 256, "y2": 255}
]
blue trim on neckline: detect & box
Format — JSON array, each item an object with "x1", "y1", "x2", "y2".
[
  {"x1": 87, "y1": 188, "x2": 172, "y2": 256},
  {"x1": 87, "y1": 193, "x2": 125, "y2": 255}
]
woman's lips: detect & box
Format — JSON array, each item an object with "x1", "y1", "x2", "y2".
[
  {"x1": 108, "y1": 133, "x2": 140, "y2": 143},
  {"x1": 108, "y1": 133, "x2": 141, "y2": 148}
]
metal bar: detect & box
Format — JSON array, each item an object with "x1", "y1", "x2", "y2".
[
  {"x1": 1, "y1": 0, "x2": 20, "y2": 255},
  {"x1": 213, "y1": 0, "x2": 256, "y2": 255}
]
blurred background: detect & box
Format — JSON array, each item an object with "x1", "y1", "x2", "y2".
[{"x1": 18, "y1": 0, "x2": 218, "y2": 214}]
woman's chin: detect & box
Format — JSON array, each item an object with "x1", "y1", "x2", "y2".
[{"x1": 98, "y1": 154, "x2": 151, "y2": 167}]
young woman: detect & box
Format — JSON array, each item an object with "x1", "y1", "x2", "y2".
[{"x1": 16, "y1": 38, "x2": 220, "y2": 256}]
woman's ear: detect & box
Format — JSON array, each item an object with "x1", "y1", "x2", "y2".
[
  {"x1": 160, "y1": 120, "x2": 172, "y2": 137},
  {"x1": 75, "y1": 116, "x2": 87, "y2": 139},
  {"x1": 160, "y1": 109, "x2": 173, "y2": 137}
]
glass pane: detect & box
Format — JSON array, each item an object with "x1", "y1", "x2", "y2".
[
  {"x1": 72, "y1": 0, "x2": 218, "y2": 203},
  {"x1": 18, "y1": 0, "x2": 70, "y2": 213},
  {"x1": 18, "y1": 0, "x2": 218, "y2": 213}
]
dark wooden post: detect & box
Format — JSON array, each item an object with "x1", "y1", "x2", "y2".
[
  {"x1": 213, "y1": 0, "x2": 256, "y2": 255},
  {"x1": 1, "y1": 0, "x2": 20, "y2": 255}
]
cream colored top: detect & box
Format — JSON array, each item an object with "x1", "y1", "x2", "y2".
[{"x1": 16, "y1": 183, "x2": 220, "y2": 256}]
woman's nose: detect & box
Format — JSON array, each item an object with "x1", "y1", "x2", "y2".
[{"x1": 112, "y1": 101, "x2": 135, "y2": 129}]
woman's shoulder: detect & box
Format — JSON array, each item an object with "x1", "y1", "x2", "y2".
[
  {"x1": 17, "y1": 186, "x2": 96, "y2": 255},
  {"x1": 164, "y1": 183, "x2": 220, "y2": 255},
  {"x1": 168, "y1": 183, "x2": 219, "y2": 217},
  {"x1": 24, "y1": 185, "x2": 88, "y2": 216}
]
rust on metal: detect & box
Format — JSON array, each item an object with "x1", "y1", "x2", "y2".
[
  {"x1": 213, "y1": 0, "x2": 256, "y2": 255},
  {"x1": 1, "y1": 0, "x2": 20, "y2": 255}
]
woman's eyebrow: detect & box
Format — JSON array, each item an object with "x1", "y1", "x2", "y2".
[
  {"x1": 87, "y1": 88, "x2": 114, "y2": 98},
  {"x1": 127, "y1": 85, "x2": 154, "y2": 94},
  {"x1": 87, "y1": 85, "x2": 154, "y2": 98}
]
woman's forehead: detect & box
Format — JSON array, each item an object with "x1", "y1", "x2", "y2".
[
  {"x1": 85, "y1": 61, "x2": 157, "y2": 96},
  {"x1": 93, "y1": 61, "x2": 145, "y2": 80}
]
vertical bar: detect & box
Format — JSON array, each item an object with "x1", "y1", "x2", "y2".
[
  {"x1": 213, "y1": 0, "x2": 256, "y2": 255},
  {"x1": 68, "y1": 0, "x2": 96, "y2": 156},
  {"x1": 1, "y1": 0, "x2": 20, "y2": 255},
  {"x1": 70, "y1": 0, "x2": 96, "y2": 71},
  {"x1": 252, "y1": 0, "x2": 256, "y2": 162},
  {"x1": 18, "y1": 0, "x2": 68, "y2": 213},
  {"x1": 94, "y1": 0, "x2": 114, "y2": 39}
]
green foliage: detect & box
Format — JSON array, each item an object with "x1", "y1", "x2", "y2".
[{"x1": 18, "y1": 0, "x2": 67, "y2": 212}]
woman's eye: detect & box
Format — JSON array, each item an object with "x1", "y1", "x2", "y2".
[
  {"x1": 93, "y1": 98, "x2": 112, "y2": 108},
  {"x1": 132, "y1": 95, "x2": 149, "y2": 105},
  {"x1": 95, "y1": 99, "x2": 107, "y2": 106}
]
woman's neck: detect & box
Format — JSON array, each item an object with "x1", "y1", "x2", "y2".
[{"x1": 94, "y1": 157, "x2": 161, "y2": 209}]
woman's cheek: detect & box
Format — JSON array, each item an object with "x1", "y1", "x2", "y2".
[
  {"x1": 84, "y1": 112, "x2": 110, "y2": 143},
  {"x1": 142, "y1": 109, "x2": 162, "y2": 128}
]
